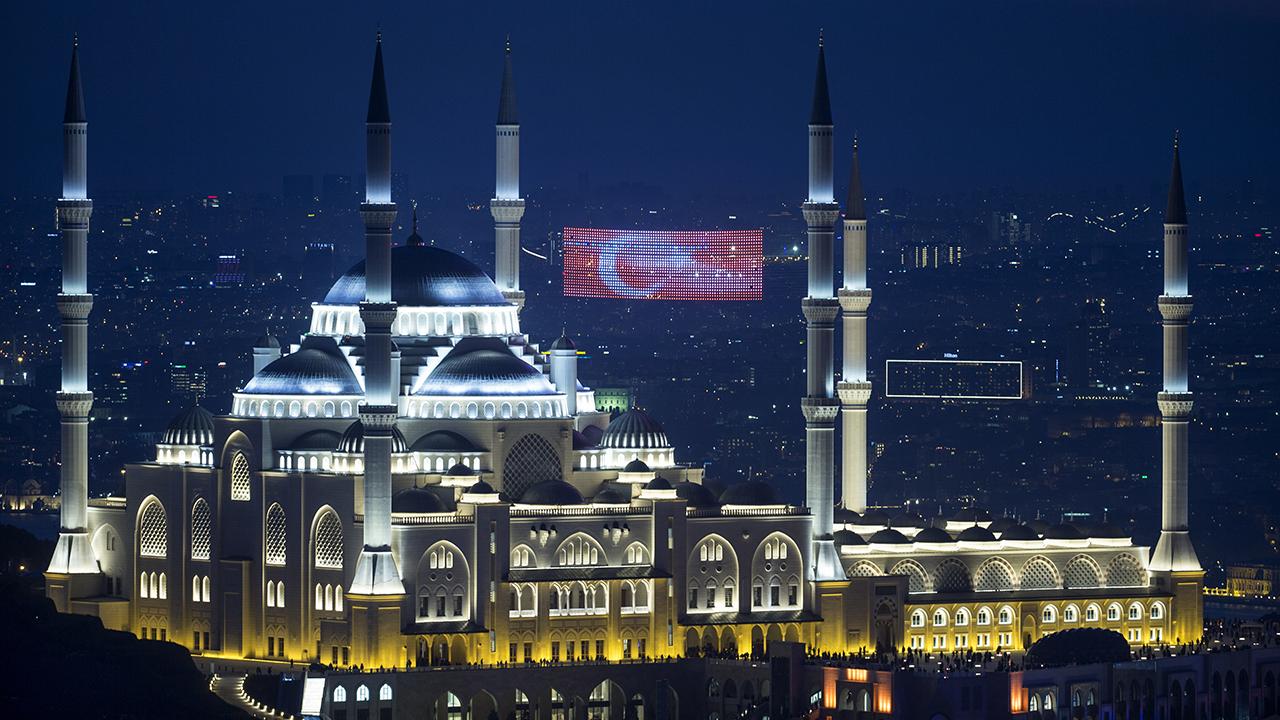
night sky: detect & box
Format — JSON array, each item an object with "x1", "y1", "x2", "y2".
[{"x1": 3, "y1": 1, "x2": 1278, "y2": 199}]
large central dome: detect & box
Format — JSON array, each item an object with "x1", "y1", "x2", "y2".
[{"x1": 323, "y1": 245, "x2": 508, "y2": 307}]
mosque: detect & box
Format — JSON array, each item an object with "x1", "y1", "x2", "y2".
[{"x1": 44, "y1": 32, "x2": 1204, "y2": 680}]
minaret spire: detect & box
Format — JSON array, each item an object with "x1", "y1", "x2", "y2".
[
  {"x1": 838, "y1": 137, "x2": 872, "y2": 514},
  {"x1": 47, "y1": 35, "x2": 100, "y2": 602},
  {"x1": 800, "y1": 32, "x2": 843, "y2": 581},
  {"x1": 1151, "y1": 134, "x2": 1199, "y2": 577},
  {"x1": 492, "y1": 35, "x2": 526, "y2": 309},
  {"x1": 351, "y1": 30, "x2": 404, "y2": 626}
]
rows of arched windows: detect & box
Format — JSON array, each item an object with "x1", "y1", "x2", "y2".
[
  {"x1": 191, "y1": 575, "x2": 211, "y2": 602},
  {"x1": 139, "y1": 571, "x2": 167, "y2": 599},
  {"x1": 233, "y1": 397, "x2": 357, "y2": 420},
  {"x1": 311, "y1": 305, "x2": 518, "y2": 339},
  {"x1": 331, "y1": 683, "x2": 393, "y2": 704},
  {"x1": 909, "y1": 600, "x2": 1166, "y2": 633},
  {"x1": 265, "y1": 580, "x2": 286, "y2": 608},
  {"x1": 406, "y1": 397, "x2": 565, "y2": 420},
  {"x1": 549, "y1": 581, "x2": 607, "y2": 616},
  {"x1": 315, "y1": 583, "x2": 344, "y2": 612}
]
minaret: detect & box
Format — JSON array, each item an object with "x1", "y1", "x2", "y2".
[
  {"x1": 837, "y1": 138, "x2": 871, "y2": 513},
  {"x1": 47, "y1": 36, "x2": 101, "y2": 599},
  {"x1": 799, "y1": 32, "x2": 844, "y2": 581},
  {"x1": 1150, "y1": 134, "x2": 1200, "y2": 574},
  {"x1": 351, "y1": 32, "x2": 403, "y2": 601},
  {"x1": 491, "y1": 35, "x2": 525, "y2": 309}
]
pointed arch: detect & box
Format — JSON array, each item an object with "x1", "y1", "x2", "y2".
[
  {"x1": 265, "y1": 502, "x2": 287, "y2": 566},
  {"x1": 1105, "y1": 553, "x2": 1147, "y2": 587},
  {"x1": 137, "y1": 496, "x2": 168, "y2": 558},
  {"x1": 1019, "y1": 556, "x2": 1061, "y2": 590},
  {"x1": 974, "y1": 557, "x2": 1014, "y2": 591},
  {"x1": 688, "y1": 534, "x2": 740, "y2": 613},
  {"x1": 888, "y1": 558, "x2": 929, "y2": 594},
  {"x1": 1062, "y1": 554, "x2": 1103, "y2": 589},
  {"x1": 846, "y1": 560, "x2": 882, "y2": 578},
  {"x1": 311, "y1": 506, "x2": 344, "y2": 569},
  {"x1": 190, "y1": 498, "x2": 212, "y2": 561},
  {"x1": 931, "y1": 558, "x2": 972, "y2": 593},
  {"x1": 553, "y1": 532, "x2": 606, "y2": 567},
  {"x1": 417, "y1": 540, "x2": 470, "y2": 621}
]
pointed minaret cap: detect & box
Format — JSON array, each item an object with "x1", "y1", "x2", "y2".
[
  {"x1": 367, "y1": 30, "x2": 391, "y2": 124},
  {"x1": 846, "y1": 136, "x2": 866, "y2": 220},
  {"x1": 407, "y1": 201, "x2": 424, "y2": 246},
  {"x1": 497, "y1": 34, "x2": 518, "y2": 125},
  {"x1": 810, "y1": 29, "x2": 832, "y2": 126},
  {"x1": 550, "y1": 327, "x2": 577, "y2": 351},
  {"x1": 1165, "y1": 131, "x2": 1187, "y2": 224},
  {"x1": 64, "y1": 34, "x2": 86, "y2": 124}
]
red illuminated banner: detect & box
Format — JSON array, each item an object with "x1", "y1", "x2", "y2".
[{"x1": 562, "y1": 227, "x2": 763, "y2": 301}]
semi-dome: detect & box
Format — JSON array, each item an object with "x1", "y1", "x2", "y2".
[
  {"x1": 674, "y1": 481, "x2": 719, "y2": 508},
  {"x1": 868, "y1": 528, "x2": 911, "y2": 545},
  {"x1": 1044, "y1": 523, "x2": 1085, "y2": 540},
  {"x1": 337, "y1": 420, "x2": 408, "y2": 454},
  {"x1": 324, "y1": 245, "x2": 508, "y2": 307},
  {"x1": 416, "y1": 337, "x2": 557, "y2": 397},
  {"x1": 913, "y1": 527, "x2": 954, "y2": 544},
  {"x1": 519, "y1": 479, "x2": 585, "y2": 506},
  {"x1": 162, "y1": 404, "x2": 214, "y2": 446},
  {"x1": 411, "y1": 430, "x2": 479, "y2": 453},
  {"x1": 392, "y1": 487, "x2": 446, "y2": 514},
  {"x1": 289, "y1": 429, "x2": 343, "y2": 450},
  {"x1": 580, "y1": 425, "x2": 605, "y2": 446},
  {"x1": 718, "y1": 480, "x2": 777, "y2": 506},
  {"x1": 571, "y1": 430, "x2": 597, "y2": 450},
  {"x1": 834, "y1": 529, "x2": 865, "y2": 546},
  {"x1": 957, "y1": 525, "x2": 998, "y2": 542},
  {"x1": 1000, "y1": 524, "x2": 1041, "y2": 541},
  {"x1": 242, "y1": 336, "x2": 362, "y2": 396},
  {"x1": 600, "y1": 408, "x2": 670, "y2": 449},
  {"x1": 623, "y1": 458, "x2": 651, "y2": 473}
]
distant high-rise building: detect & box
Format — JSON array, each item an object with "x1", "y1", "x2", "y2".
[
  {"x1": 169, "y1": 363, "x2": 208, "y2": 400},
  {"x1": 1083, "y1": 297, "x2": 1113, "y2": 389},
  {"x1": 302, "y1": 242, "x2": 336, "y2": 293},
  {"x1": 213, "y1": 254, "x2": 244, "y2": 286}
]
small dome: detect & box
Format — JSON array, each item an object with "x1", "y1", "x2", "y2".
[
  {"x1": 868, "y1": 528, "x2": 911, "y2": 545},
  {"x1": 834, "y1": 529, "x2": 866, "y2": 546},
  {"x1": 337, "y1": 420, "x2": 408, "y2": 454},
  {"x1": 949, "y1": 507, "x2": 993, "y2": 523},
  {"x1": 571, "y1": 430, "x2": 597, "y2": 450},
  {"x1": 1026, "y1": 628, "x2": 1131, "y2": 668},
  {"x1": 644, "y1": 476, "x2": 672, "y2": 491},
  {"x1": 890, "y1": 512, "x2": 925, "y2": 528},
  {"x1": 254, "y1": 334, "x2": 281, "y2": 349},
  {"x1": 987, "y1": 517, "x2": 1019, "y2": 535},
  {"x1": 623, "y1": 458, "x2": 651, "y2": 473},
  {"x1": 162, "y1": 404, "x2": 214, "y2": 446},
  {"x1": 392, "y1": 487, "x2": 446, "y2": 513},
  {"x1": 718, "y1": 480, "x2": 777, "y2": 506},
  {"x1": 549, "y1": 332, "x2": 577, "y2": 351},
  {"x1": 1089, "y1": 522, "x2": 1129, "y2": 539},
  {"x1": 593, "y1": 483, "x2": 632, "y2": 504},
  {"x1": 833, "y1": 507, "x2": 863, "y2": 524},
  {"x1": 417, "y1": 337, "x2": 558, "y2": 397},
  {"x1": 242, "y1": 335, "x2": 362, "y2": 396},
  {"x1": 466, "y1": 479, "x2": 496, "y2": 495},
  {"x1": 1000, "y1": 524, "x2": 1041, "y2": 541},
  {"x1": 1044, "y1": 523, "x2": 1085, "y2": 540},
  {"x1": 289, "y1": 429, "x2": 343, "y2": 451},
  {"x1": 913, "y1": 527, "x2": 954, "y2": 544},
  {"x1": 860, "y1": 510, "x2": 891, "y2": 527},
  {"x1": 445, "y1": 463, "x2": 474, "y2": 477},
  {"x1": 411, "y1": 430, "x2": 480, "y2": 452},
  {"x1": 600, "y1": 408, "x2": 670, "y2": 449},
  {"x1": 324, "y1": 244, "x2": 508, "y2": 308},
  {"x1": 674, "y1": 481, "x2": 719, "y2": 508},
  {"x1": 957, "y1": 525, "x2": 998, "y2": 542},
  {"x1": 519, "y1": 479, "x2": 585, "y2": 506}
]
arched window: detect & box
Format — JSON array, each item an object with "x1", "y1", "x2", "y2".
[
  {"x1": 379, "y1": 684, "x2": 392, "y2": 701},
  {"x1": 1086, "y1": 603, "x2": 1100, "y2": 622},
  {"x1": 1128, "y1": 602, "x2": 1143, "y2": 621},
  {"x1": 140, "y1": 571, "x2": 149, "y2": 598},
  {"x1": 932, "y1": 559, "x2": 972, "y2": 593},
  {"x1": 190, "y1": 498, "x2": 211, "y2": 561},
  {"x1": 265, "y1": 503, "x2": 287, "y2": 566},
  {"x1": 1150, "y1": 602, "x2": 1164, "y2": 620},
  {"x1": 910, "y1": 609, "x2": 926, "y2": 628},
  {"x1": 974, "y1": 558, "x2": 1015, "y2": 592},
  {"x1": 315, "y1": 584, "x2": 323, "y2": 609},
  {"x1": 933, "y1": 608, "x2": 949, "y2": 626},
  {"x1": 976, "y1": 607, "x2": 992, "y2": 625},
  {"x1": 158, "y1": 572, "x2": 167, "y2": 599},
  {"x1": 1042, "y1": 605, "x2": 1058, "y2": 623},
  {"x1": 313, "y1": 509, "x2": 343, "y2": 569},
  {"x1": 356, "y1": 685, "x2": 369, "y2": 702},
  {"x1": 276, "y1": 581, "x2": 285, "y2": 608},
  {"x1": 1106, "y1": 554, "x2": 1147, "y2": 587},
  {"x1": 1020, "y1": 556, "x2": 1060, "y2": 590},
  {"x1": 1064, "y1": 604, "x2": 1079, "y2": 622},
  {"x1": 333, "y1": 686, "x2": 347, "y2": 703},
  {"x1": 335, "y1": 585, "x2": 344, "y2": 612},
  {"x1": 192, "y1": 574, "x2": 202, "y2": 601},
  {"x1": 230, "y1": 451, "x2": 251, "y2": 501},
  {"x1": 202, "y1": 575, "x2": 210, "y2": 601},
  {"x1": 1107, "y1": 603, "x2": 1122, "y2": 621},
  {"x1": 1063, "y1": 554, "x2": 1102, "y2": 589},
  {"x1": 267, "y1": 580, "x2": 276, "y2": 607},
  {"x1": 955, "y1": 608, "x2": 970, "y2": 626},
  {"x1": 998, "y1": 606, "x2": 1014, "y2": 625},
  {"x1": 889, "y1": 560, "x2": 929, "y2": 594},
  {"x1": 139, "y1": 500, "x2": 168, "y2": 558}
]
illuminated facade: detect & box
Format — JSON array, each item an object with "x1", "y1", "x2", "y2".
[{"x1": 47, "y1": 33, "x2": 1202, "y2": 693}]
